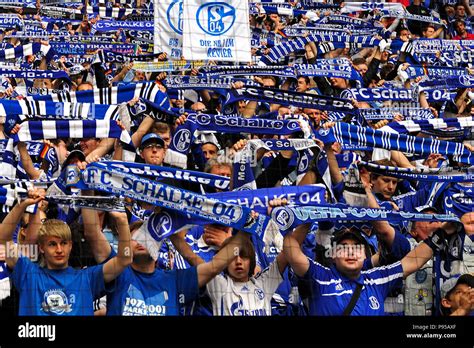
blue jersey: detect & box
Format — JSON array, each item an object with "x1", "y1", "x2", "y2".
[
  {"x1": 301, "y1": 259, "x2": 404, "y2": 315},
  {"x1": 105, "y1": 265, "x2": 199, "y2": 316},
  {"x1": 10, "y1": 257, "x2": 104, "y2": 316}
]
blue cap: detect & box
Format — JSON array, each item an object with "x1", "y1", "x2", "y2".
[{"x1": 140, "y1": 133, "x2": 165, "y2": 149}]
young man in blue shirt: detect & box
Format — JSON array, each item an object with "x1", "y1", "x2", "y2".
[
  {"x1": 82, "y1": 199, "x2": 255, "y2": 315},
  {"x1": 283, "y1": 220, "x2": 461, "y2": 315},
  {"x1": 1, "y1": 188, "x2": 132, "y2": 316}
]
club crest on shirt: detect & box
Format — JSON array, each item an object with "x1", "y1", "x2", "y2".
[
  {"x1": 254, "y1": 288, "x2": 265, "y2": 301},
  {"x1": 41, "y1": 289, "x2": 72, "y2": 315},
  {"x1": 368, "y1": 296, "x2": 380, "y2": 310}
]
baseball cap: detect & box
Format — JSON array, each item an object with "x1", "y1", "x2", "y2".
[
  {"x1": 62, "y1": 149, "x2": 85, "y2": 169},
  {"x1": 69, "y1": 65, "x2": 84, "y2": 76},
  {"x1": 415, "y1": 205, "x2": 440, "y2": 213},
  {"x1": 140, "y1": 133, "x2": 165, "y2": 150},
  {"x1": 331, "y1": 228, "x2": 370, "y2": 248},
  {"x1": 441, "y1": 274, "x2": 474, "y2": 299}
]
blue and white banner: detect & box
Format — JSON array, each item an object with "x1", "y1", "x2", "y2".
[
  {"x1": 182, "y1": 0, "x2": 251, "y2": 62},
  {"x1": 155, "y1": 0, "x2": 183, "y2": 58}
]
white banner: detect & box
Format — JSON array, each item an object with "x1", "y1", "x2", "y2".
[
  {"x1": 154, "y1": 0, "x2": 183, "y2": 59},
  {"x1": 183, "y1": 0, "x2": 251, "y2": 62}
]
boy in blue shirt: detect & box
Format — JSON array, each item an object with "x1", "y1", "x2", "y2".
[
  {"x1": 283, "y1": 220, "x2": 462, "y2": 315},
  {"x1": 1, "y1": 188, "x2": 132, "y2": 316},
  {"x1": 82, "y1": 199, "x2": 255, "y2": 315}
]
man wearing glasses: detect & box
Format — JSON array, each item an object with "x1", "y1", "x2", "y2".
[{"x1": 139, "y1": 133, "x2": 166, "y2": 166}]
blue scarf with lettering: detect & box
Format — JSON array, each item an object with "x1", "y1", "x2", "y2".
[
  {"x1": 226, "y1": 86, "x2": 355, "y2": 112},
  {"x1": 96, "y1": 161, "x2": 231, "y2": 191},
  {"x1": 271, "y1": 204, "x2": 461, "y2": 234},
  {"x1": 80, "y1": 162, "x2": 271, "y2": 236},
  {"x1": 357, "y1": 108, "x2": 435, "y2": 121}
]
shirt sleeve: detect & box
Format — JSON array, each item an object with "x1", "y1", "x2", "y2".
[
  {"x1": 206, "y1": 273, "x2": 228, "y2": 304},
  {"x1": 388, "y1": 230, "x2": 412, "y2": 260},
  {"x1": 176, "y1": 266, "x2": 199, "y2": 304},
  {"x1": 255, "y1": 261, "x2": 283, "y2": 300},
  {"x1": 85, "y1": 264, "x2": 106, "y2": 299},
  {"x1": 298, "y1": 258, "x2": 332, "y2": 294},
  {"x1": 9, "y1": 256, "x2": 34, "y2": 290},
  {"x1": 366, "y1": 261, "x2": 404, "y2": 298}
]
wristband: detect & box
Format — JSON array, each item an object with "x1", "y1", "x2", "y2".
[{"x1": 423, "y1": 228, "x2": 447, "y2": 253}]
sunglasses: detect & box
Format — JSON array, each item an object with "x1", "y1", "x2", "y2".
[{"x1": 142, "y1": 143, "x2": 163, "y2": 150}]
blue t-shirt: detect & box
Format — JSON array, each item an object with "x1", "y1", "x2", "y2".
[
  {"x1": 105, "y1": 265, "x2": 199, "y2": 316},
  {"x1": 301, "y1": 259, "x2": 404, "y2": 315},
  {"x1": 10, "y1": 257, "x2": 104, "y2": 316}
]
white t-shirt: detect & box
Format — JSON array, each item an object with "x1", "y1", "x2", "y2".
[{"x1": 206, "y1": 261, "x2": 283, "y2": 316}]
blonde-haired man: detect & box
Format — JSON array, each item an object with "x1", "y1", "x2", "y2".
[{"x1": 0, "y1": 188, "x2": 132, "y2": 315}]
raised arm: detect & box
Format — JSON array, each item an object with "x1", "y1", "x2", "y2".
[
  {"x1": 169, "y1": 230, "x2": 205, "y2": 267},
  {"x1": 17, "y1": 142, "x2": 42, "y2": 180},
  {"x1": 361, "y1": 173, "x2": 396, "y2": 245},
  {"x1": 102, "y1": 211, "x2": 132, "y2": 283},
  {"x1": 401, "y1": 222, "x2": 459, "y2": 278},
  {"x1": 1, "y1": 188, "x2": 44, "y2": 269},
  {"x1": 81, "y1": 190, "x2": 112, "y2": 264},
  {"x1": 195, "y1": 231, "x2": 247, "y2": 288},
  {"x1": 283, "y1": 223, "x2": 311, "y2": 277}
]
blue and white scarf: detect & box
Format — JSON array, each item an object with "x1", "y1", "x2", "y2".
[
  {"x1": 80, "y1": 162, "x2": 271, "y2": 236},
  {"x1": 0, "y1": 42, "x2": 54, "y2": 61},
  {"x1": 385, "y1": 117, "x2": 474, "y2": 135},
  {"x1": 12, "y1": 120, "x2": 134, "y2": 155},
  {"x1": 226, "y1": 86, "x2": 355, "y2": 112},
  {"x1": 0, "y1": 99, "x2": 121, "y2": 122},
  {"x1": 27, "y1": 82, "x2": 169, "y2": 107},
  {"x1": 97, "y1": 161, "x2": 231, "y2": 191},
  {"x1": 359, "y1": 161, "x2": 474, "y2": 183},
  {"x1": 91, "y1": 20, "x2": 153, "y2": 33},
  {"x1": 317, "y1": 122, "x2": 474, "y2": 165},
  {"x1": 357, "y1": 108, "x2": 435, "y2": 121},
  {"x1": 49, "y1": 42, "x2": 136, "y2": 55},
  {"x1": 232, "y1": 138, "x2": 319, "y2": 190},
  {"x1": 271, "y1": 204, "x2": 461, "y2": 234}
]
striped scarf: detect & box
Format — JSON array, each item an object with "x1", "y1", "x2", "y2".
[
  {"x1": 0, "y1": 42, "x2": 54, "y2": 61},
  {"x1": 385, "y1": 117, "x2": 474, "y2": 135},
  {"x1": 320, "y1": 122, "x2": 474, "y2": 165},
  {"x1": 259, "y1": 34, "x2": 382, "y2": 65},
  {"x1": 359, "y1": 161, "x2": 474, "y2": 183},
  {"x1": 0, "y1": 99, "x2": 121, "y2": 121},
  {"x1": 26, "y1": 82, "x2": 169, "y2": 107}
]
